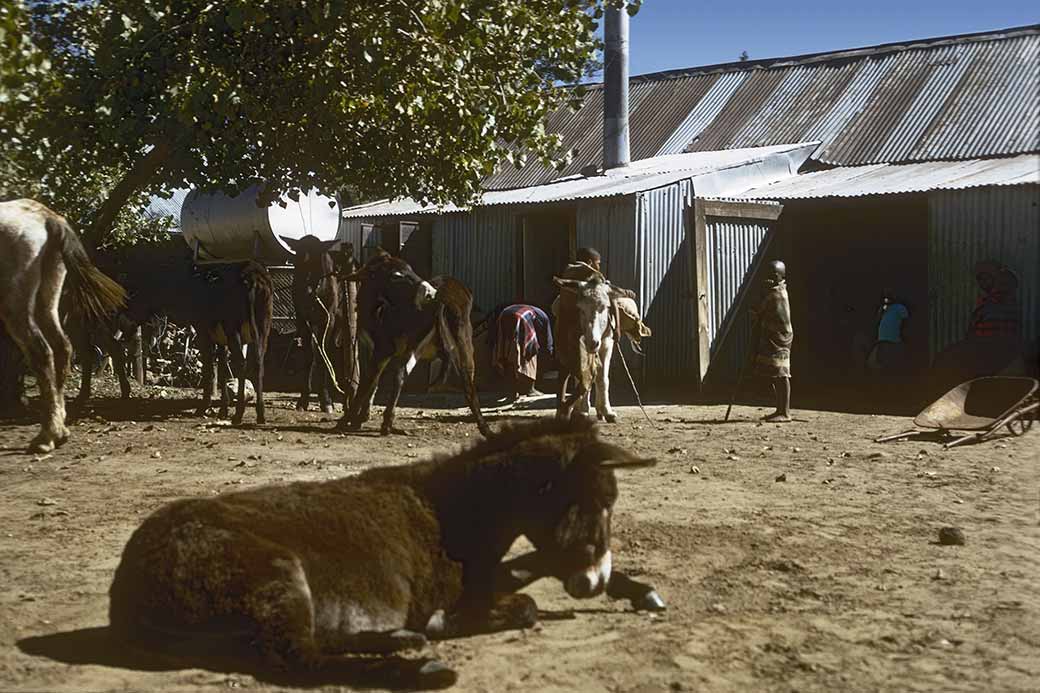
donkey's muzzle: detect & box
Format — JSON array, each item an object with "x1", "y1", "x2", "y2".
[{"x1": 564, "y1": 550, "x2": 612, "y2": 599}]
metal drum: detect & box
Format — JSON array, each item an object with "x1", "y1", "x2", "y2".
[{"x1": 180, "y1": 184, "x2": 341, "y2": 263}]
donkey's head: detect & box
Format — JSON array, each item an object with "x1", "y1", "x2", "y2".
[
  {"x1": 343, "y1": 250, "x2": 437, "y2": 311},
  {"x1": 521, "y1": 436, "x2": 655, "y2": 599},
  {"x1": 554, "y1": 276, "x2": 625, "y2": 354},
  {"x1": 283, "y1": 235, "x2": 339, "y2": 291}
]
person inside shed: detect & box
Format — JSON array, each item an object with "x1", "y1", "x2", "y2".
[
  {"x1": 751, "y1": 260, "x2": 793, "y2": 422},
  {"x1": 929, "y1": 260, "x2": 1027, "y2": 395},
  {"x1": 969, "y1": 261, "x2": 1021, "y2": 339},
  {"x1": 866, "y1": 288, "x2": 911, "y2": 377},
  {"x1": 491, "y1": 303, "x2": 554, "y2": 402}
]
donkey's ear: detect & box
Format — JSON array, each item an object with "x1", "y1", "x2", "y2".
[
  {"x1": 600, "y1": 456, "x2": 657, "y2": 470},
  {"x1": 281, "y1": 236, "x2": 302, "y2": 252},
  {"x1": 553, "y1": 276, "x2": 586, "y2": 292}
]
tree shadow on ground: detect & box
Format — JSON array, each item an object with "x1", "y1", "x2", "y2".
[{"x1": 17, "y1": 626, "x2": 451, "y2": 690}]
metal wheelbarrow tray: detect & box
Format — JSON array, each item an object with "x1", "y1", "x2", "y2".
[{"x1": 876, "y1": 376, "x2": 1038, "y2": 449}]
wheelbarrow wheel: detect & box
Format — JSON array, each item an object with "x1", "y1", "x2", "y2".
[{"x1": 1006, "y1": 415, "x2": 1034, "y2": 437}]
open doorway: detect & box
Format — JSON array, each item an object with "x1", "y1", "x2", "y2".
[{"x1": 519, "y1": 210, "x2": 575, "y2": 311}]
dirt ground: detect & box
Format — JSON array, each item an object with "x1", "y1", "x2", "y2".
[{"x1": 1, "y1": 380, "x2": 1037, "y2": 693}]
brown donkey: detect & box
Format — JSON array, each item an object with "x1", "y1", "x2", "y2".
[{"x1": 109, "y1": 417, "x2": 661, "y2": 688}]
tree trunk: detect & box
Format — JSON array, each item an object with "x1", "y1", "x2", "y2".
[
  {"x1": 86, "y1": 141, "x2": 174, "y2": 243},
  {"x1": 0, "y1": 324, "x2": 28, "y2": 419}
]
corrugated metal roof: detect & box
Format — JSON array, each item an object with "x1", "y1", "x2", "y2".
[
  {"x1": 480, "y1": 25, "x2": 1039, "y2": 189},
  {"x1": 343, "y1": 143, "x2": 816, "y2": 219},
  {"x1": 144, "y1": 188, "x2": 191, "y2": 227},
  {"x1": 737, "y1": 154, "x2": 1039, "y2": 199}
]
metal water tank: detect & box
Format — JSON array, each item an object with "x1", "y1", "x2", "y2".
[{"x1": 180, "y1": 184, "x2": 341, "y2": 262}]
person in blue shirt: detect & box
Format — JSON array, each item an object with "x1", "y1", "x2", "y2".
[{"x1": 867, "y1": 289, "x2": 910, "y2": 376}]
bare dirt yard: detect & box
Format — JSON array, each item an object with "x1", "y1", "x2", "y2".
[{"x1": 1, "y1": 384, "x2": 1037, "y2": 693}]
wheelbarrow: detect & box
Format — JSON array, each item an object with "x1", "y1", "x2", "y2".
[{"x1": 875, "y1": 376, "x2": 1038, "y2": 449}]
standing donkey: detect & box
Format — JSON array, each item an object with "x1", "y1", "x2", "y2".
[
  {"x1": 0, "y1": 199, "x2": 125, "y2": 452},
  {"x1": 283, "y1": 235, "x2": 341, "y2": 413},
  {"x1": 553, "y1": 272, "x2": 628, "y2": 423}
]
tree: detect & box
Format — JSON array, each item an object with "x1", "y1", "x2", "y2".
[{"x1": 10, "y1": 0, "x2": 623, "y2": 244}]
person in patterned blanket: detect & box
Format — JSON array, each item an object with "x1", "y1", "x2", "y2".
[{"x1": 493, "y1": 303, "x2": 554, "y2": 401}]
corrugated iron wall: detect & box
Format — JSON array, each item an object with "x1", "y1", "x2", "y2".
[
  {"x1": 635, "y1": 181, "x2": 697, "y2": 382},
  {"x1": 575, "y1": 197, "x2": 638, "y2": 299},
  {"x1": 432, "y1": 207, "x2": 518, "y2": 316},
  {"x1": 704, "y1": 219, "x2": 771, "y2": 381},
  {"x1": 928, "y1": 185, "x2": 1040, "y2": 355}
]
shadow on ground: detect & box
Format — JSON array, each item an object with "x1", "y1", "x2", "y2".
[{"x1": 17, "y1": 627, "x2": 452, "y2": 690}]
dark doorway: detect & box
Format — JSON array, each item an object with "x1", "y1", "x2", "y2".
[{"x1": 519, "y1": 210, "x2": 575, "y2": 311}]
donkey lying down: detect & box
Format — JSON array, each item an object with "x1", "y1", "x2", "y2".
[{"x1": 109, "y1": 417, "x2": 662, "y2": 688}]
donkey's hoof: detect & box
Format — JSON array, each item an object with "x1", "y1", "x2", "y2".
[
  {"x1": 389, "y1": 629, "x2": 428, "y2": 650},
  {"x1": 416, "y1": 659, "x2": 458, "y2": 689},
  {"x1": 603, "y1": 413, "x2": 618, "y2": 424},
  {"x1": 28, "y1": 436, "x2": 56, "y2": 454},
  {"x1": 295, "y1": 402, "x2": 308, "y2": 412},
  {"x1": 320, "y1": 404, "x2": 335, "y2": 415},
  {"x1": 632, "y1": 590, "x2": 666, "y2": 612}
]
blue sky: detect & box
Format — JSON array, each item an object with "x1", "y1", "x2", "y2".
[{"x1": 619, "y1": 0, "x2": 1038, "y2": 76}]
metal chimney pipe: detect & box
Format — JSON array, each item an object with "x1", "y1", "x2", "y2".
[{"x1": 603, "y1": 2, "x2": 631, "y2": 170}]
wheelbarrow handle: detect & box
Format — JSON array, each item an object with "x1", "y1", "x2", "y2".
[{"x1": 874, "y1": 429, "x2": 920, "y2": 443}]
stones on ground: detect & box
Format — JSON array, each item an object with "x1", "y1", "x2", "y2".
[
  {"x1": 775, "y1": 473, "x2": 787, "y2": 482},
  {"x1": 709, "y1": 603, "x2": 726, "y2": 614},
  {"x1": 688, "y1": 465, "x2": 700, "y2": 475},
  {"x1": 151, "y1": 450, "x2": 162, "y2": 459},
  {"x1": 869, "y1": 451, "x2": 888, "y2": 460},
  {"x1": 36, "y1": 498, "x2": 58, "y2": 506},
  {"x1": 668, "y1": 447, "x2": 688, "y2": 455},
  {"x1": 933, "y1": 568, "x2": 946, "y2": 580},
  {"x1": 938, "y1": 527, "x2": 966, "y2": 546}
]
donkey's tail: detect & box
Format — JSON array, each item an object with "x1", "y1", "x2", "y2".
[
  {"x1": 50, "y1": 216, "x2": 126, "y2": 323},
  {"x1": 243, "y1": 262, "x2": 273, "y2": 352}
]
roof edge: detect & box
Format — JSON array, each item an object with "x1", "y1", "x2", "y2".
[{"x1": 576, "y1": 24, "x2": 1040, "y2": 88}]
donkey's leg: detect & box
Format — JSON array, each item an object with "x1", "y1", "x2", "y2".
[
  {"x1": 380, "y1": 357, "x2": 410, "y2": 436},
  {"x1": 195, "y1": 330, "x2": 216, "y2": 417},
  {"x1": 8, "y1": 312, "x2": 63, "y2": 452},
  {"x1": 228, "y1": 334, "x2": 248, "y2": 425},
  {"x1": 315, "y1": 326, "x2": 335, "y2": 414},
  {"x1": 556, "y1": 373, "x2": 571, "y2": 419},
  {"x1": 296, "y1": 328, "x2": 314, "y2": 412},
  {"x1": 72, "y1": 320, "x2": 94, "y2": 405},
  {"x1": 426, "y1": 593, "x2": 538, "y2": 640},
  {"x1": 33, "y1": 252, "x2": 71, "y2": 444},
  {"x1": 107, "y1": 329, "x2": 132, "y2": 400},
  {"x1": 252, "y1": 341, "x2": 266, "y2": 425},
  {"x1": 338, "y1": 349, "x2": 391, "y2": 431},
  {"x1": 212, "y1": 344, "x2": 230, "y2": 419},
  {"x1": 606, "y1": 571, "x2": 666, "y2": 611},
  {"x1": 595, "y1": 337, "x2": 618, "y2": 423},
  {"x1": 450, "y1": 335, "x2": 490, "y2": 437}
]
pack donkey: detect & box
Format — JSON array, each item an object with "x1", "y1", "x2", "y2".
[
  {"x1": 0, "y1": 199, "x2": 125, "y2": 452},
  {"x1": 194, "y1": 261, "x2": 274, "y2": 425},
  {"x1": 109, "y1": 417, "x2": 663, "y2": 689},
  {"x1": 67, "y1": 247, "x2": 273, "y2": 425},
  {"x1": 553, "y1": 267, "x2": 632, "y2": 423},
  {"x1": 337, "y1": 250, "x2": 490, "y2": 437},
  {"x1": 283, "y1": 235, "x2": 343, "y2": 413}
]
